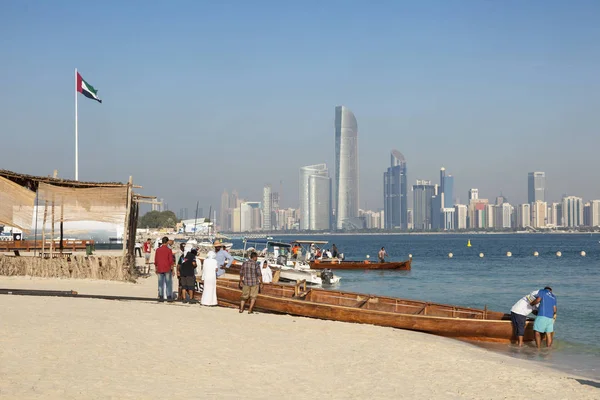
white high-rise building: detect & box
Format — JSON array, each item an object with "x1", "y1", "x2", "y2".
[
  {"x1": 562, "y1": 196, "x2": 584, "y2": 227},
  {"x1": 485, "y1": 204, "x2": 495, "y2": 229},
  {"x1": 454, "y1": 204, "x2": 468, "y2": 230},
  {"x1": 240, "y1": 202, "x2": 261, "y2": 232},
  {"x1": 591, "y1": 200, "x2": 600, "y2": 227},
  {"x1": 262, "y1": 185, "x2": 272, "y2": 231},
  {"x1": 469, "y1": 188, "x2": 479, "y2": 201},
  {"x1": 517, "y1": 204, "x2": 531, "y2": 228},
  {"x1": 299, "y1": 164, "x2": 330, "y2": 231},
  {"x1": 531, "y1": 200, "x2": 547, "y2": 228},
  {"x1": 501, "y1": 203, "x2": 513, "y2": 229},
  {"x1": 334, "y1": 106, "x2": 360, "y2": 230}
]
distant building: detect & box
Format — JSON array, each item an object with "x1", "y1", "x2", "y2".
[
  {"x1": 407, "y1": 209, "x2": 414, "y2": 230},
  {"x1": 383, "y1": 150, "x2": 408, "y2": 230},
  {"x1": 485, "y1": 204, "x2": 495, "y2": 229},
  {"x1": 262, "y1": 185, "x2": 272, "y2": 230},
  {"x1": 591, "y1": 200, "x2": 600, "y2": 227},
  {"x1": 442, "y1": 208, "x2": 455, "y2": 230},
  {"x1": 454, "y1": 204, "x2": 468, "y2": 229},
  {"x1": 299, "y1": 164, "x2": 331, "y2": 231},
  {"x1": 501, "y1": 203, "x2": 513, "y2": 229},
  {"x1": 516, "y1": 204, "x2": 531, "y2": 228},
  {"x1": 528, "y1": 172, "x2": 546, "y2": 204},
  {"x1": 440, "y1": 168, "x2": 454, "y2": 208},
  {"x1": 469, "y1": 188, "x2": 479, "y2": 201},
  {"x1": 241, "y1": 202, "x2": 261, "y2": 232},
  {"x1": 531, "y1": 200, "x2": 547, "y2": 228},
  {"x1": 562, "y1": 196, "x2": 583, "y2": 227},
  {"x1": 334, "y1": 106, "x2": 359, "y2": 230},
  {"x1": 412, "y1": 180, "x2": 437, "y2": 230}
]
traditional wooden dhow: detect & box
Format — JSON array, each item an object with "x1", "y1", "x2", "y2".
[
  {"x1": 309, "y1": 259, "x2": 411, "y2": 270},
  {"x1": 215, "y1": 279, "x2": 533, "y2": 343}
]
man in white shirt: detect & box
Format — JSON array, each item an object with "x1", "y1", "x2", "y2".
[
  {"x1": 261, "y1": 260, "x2": 273, "y2": 284},
  {"x1": 510, "y1": 290, "x2": 539, "y2": 347}
]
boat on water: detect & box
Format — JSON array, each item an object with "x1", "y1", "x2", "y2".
[
  {"x1": 214, "y1": 279, "x2": 534, "y2": 343},
  {"x1": 309, "y1": 259, "x2": 411, "y2": 270}
]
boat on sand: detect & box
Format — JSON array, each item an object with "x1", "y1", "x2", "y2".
[{"x1": 214, "y1": 279, "x2": 533, "y2": 343}]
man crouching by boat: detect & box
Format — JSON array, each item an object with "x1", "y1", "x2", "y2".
[
  {"x1": 239, "y1": 252, "x2": 263, "y2": 314},
  {"x1": 509, "y1": 290, "x2": 539, "y2": 347}
]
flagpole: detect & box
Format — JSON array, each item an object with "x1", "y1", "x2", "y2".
[{"x1": 75, "y1": 68, "x2": 79, "y2": 181}]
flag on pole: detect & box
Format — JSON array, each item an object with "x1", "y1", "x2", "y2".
[{"x1": 76, "y1": 72, "x2": 102, "y2": 103}]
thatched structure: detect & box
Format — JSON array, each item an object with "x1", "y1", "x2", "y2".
[{"x1": 0, "y1": 169, "x2": 149, "y2": 279}]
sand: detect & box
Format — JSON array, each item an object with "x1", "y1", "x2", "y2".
[{"x1": 0, "y1": 275, "x2": 598, "y2": 399}]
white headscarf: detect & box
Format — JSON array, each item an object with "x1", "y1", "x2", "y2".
[{"x1": 206, "y1": 250, "x2": 216, "y2": 259}]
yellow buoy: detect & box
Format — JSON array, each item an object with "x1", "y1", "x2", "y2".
[{"x1": 467, "y1": 240, "x2": 472, "y2": 247}]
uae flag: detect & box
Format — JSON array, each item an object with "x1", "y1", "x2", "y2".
[{"x1": 76, "y1": 72, "x2": 102, "y2": 103}]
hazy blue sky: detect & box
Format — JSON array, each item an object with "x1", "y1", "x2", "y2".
[{"x1": 2, "y1": 0, "x2": 599, "y2": 215}]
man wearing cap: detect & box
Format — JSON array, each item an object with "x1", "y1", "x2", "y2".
[
  {"x1": 214, "y1": 240, "x2": 233, "y2": 278},
  {"x1": 531, "y1": 286, "x2": 558, "y2": 348}
]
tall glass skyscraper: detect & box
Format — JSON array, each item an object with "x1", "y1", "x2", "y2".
[
  {"x1": 412, "y1": 180, "x2": 437, "y2": 231},
  {"x1": 528, "y1": 172, "x2": 546, "y2": 204},
  {"x1": 334, "y1": 106, "x2": 359, "y2": 230},
  {"x1": 440, "y1": 167, "x2": 454, "y2": 208},
  {"x1": 383, "y1": 150, "x2": 407, "y2": 229},
  {"x1": 299, "y1": 164, "x2": 330, "y2": 231}
]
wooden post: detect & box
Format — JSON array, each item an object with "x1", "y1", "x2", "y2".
[
  {"x1": 122, "y1": 176, "x2": 133, "y2": 258},
  {"x1": 41, "y1": 200, "x2": 48, "y2": 258},
  {"x1": 59, "y1": 204, "x2": 64, "y2": 254},
  {"x1": 50, "y1": 200, "x2": 55, "y2": 257}
]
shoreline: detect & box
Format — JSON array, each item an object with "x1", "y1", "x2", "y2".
[{"x1": 0, "y1": 275, "x2": 598, "y2": 398}]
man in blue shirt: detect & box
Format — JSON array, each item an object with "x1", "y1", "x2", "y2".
[
  {"x1": 214, "y1": 240, "x2": 233, "y2": 278},
  {"x1": 531, "y1": 286, "x2": 557, "y2": 348}
]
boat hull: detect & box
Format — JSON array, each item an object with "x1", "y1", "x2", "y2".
[
  {"x1": 310, "y1": 259, "x2": 411, "y2": 270},
  {"x1": 215, "y1": 280, "x2": 533, "y2": 343}
]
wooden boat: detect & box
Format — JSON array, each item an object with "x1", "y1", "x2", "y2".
[
  {"x1": 214, "y1": 279, "x2": 533, "y2": 343},
  {"x1": 309, "y1": 259, "x2": 411, "y2": 270}
]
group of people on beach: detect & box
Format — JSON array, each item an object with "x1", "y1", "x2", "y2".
[
  {"x1": 141, "y1": 237, "x2": 272, "y2": 313},
  {"x1": 510, "y1": 287, "x2": 557, "y2": 348}
]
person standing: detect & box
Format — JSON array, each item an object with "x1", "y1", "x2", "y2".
[
  {"x1": 143, "y1": 238, "x2": 152, "y2": 274},
  {"x1": 531, "y1": 287, "x2": 557, "y2": 348},
  {"x1": 154, "y1": 236, "x2": 174, "y2": 302},
  {"x1": 134, "y1": 241, "x2": 142, "y2": 258},
  {"x1": 214, "y1": 240, "x2": 233, "y2": 277},
  {"x1": 178, "y1": 249, "x2": 198, "y2": 304},
  {"x1": 331, "y1": 244, "x2": 339, "y2": 259},
  {"x1": 378, "y1": 247, "x2": 388, "y2": 263},
  {"x1": 509, "y1": 290, "x2": 539, "y2": 346},
  {"x1": 201, "y1": 251, "x2": 218, "y2": 306},
  {"x1": 261, "y1": 259, "x2": 273, "y2": 284},
  {"x1": 239, "y1": 252, "x2": 263, "y2": 314}
]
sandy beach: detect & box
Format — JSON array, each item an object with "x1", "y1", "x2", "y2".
[{"x1": 0, "y1": 275, "x2": 598, "y2": 400}]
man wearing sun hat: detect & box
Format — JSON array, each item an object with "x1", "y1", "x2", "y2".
[{"x1": 214, "y1": 240, "x2": 233, "y2": 277}]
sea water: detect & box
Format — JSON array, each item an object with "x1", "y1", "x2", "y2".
[{"x1": 243, "y1": 233, "x2": 600, "y2": 380}]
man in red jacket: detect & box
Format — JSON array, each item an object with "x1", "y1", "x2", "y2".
[{"x1": 154, "y1": 237, "x2": 174, "y2": 302}]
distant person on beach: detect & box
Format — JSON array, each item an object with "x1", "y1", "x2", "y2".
[
  {"x1": 332, "y1": 244, "x2": 339, "y2": 258},
  {"x1": 214, "y1": 240, "x2": 233, "y2": 277},
  {"x1": 509, "y1": 290, "x2": 539, "y2": 347},
  {"x1": 239, "y1": 252, "x2": 263, "y2": 314},
  {"x1": 261, "y1": 260, "x2": 273, "y2": 283},
  {"x1": 176, "y1": 242, "x2": 186, "y2": 300},
  {"x1": 378, "y1": 247, "x2": 388, "y2": 263},
  {"x1": 201, "y1": 251, "x2": 218, "y2": 306},
  {"x1": 154, "y1": 236, "x2": 174, "y2": 302},
  {"x1": 531, "y1": 287, "x2": 557, "y2": 348},
  {"x1": 134, "y1": 241, "x2": 142, "y2": 258},
  {"x1": 178, "y1": 249, "x2": 198, "y2": 304},
  {"x1": 143, "y1": 238, "x2": 152, "y2": 274}
]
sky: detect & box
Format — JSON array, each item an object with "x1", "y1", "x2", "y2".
[{"x1": 1, "y1": 0, "x2": 599, "y2": 215}]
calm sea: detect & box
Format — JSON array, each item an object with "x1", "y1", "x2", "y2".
[{"x1": 236, "y1": 233, "x2": 600, "y2": 380}]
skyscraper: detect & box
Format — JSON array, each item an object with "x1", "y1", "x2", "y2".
[
  {"x1": 468, "y1": 188, "x2": 479, "y2": 201},
  {"x1": 383, "y1": 150, "x2": 407, "y2": 230},
  {"x1": 262, "y1": 185, "x2": 272, "y2": 231},
  {"x1": 299, "y1": 164, "x2": 330, "y2": 230},
  {"x1": 440, "y1": 167, "x2": 454, "y2": 208},
  {"x1": 334, "y1": 106, "x2": 359, "y2": 230},
  {"x1": 412, "y1": 180, "x2": 436, "y2": 231},
  {"x1": 562, "y1": 196, "x2": 583, "y2": 227},
  {"x1": 528, "y1": 172, "x2": 546, "y2": 204}
]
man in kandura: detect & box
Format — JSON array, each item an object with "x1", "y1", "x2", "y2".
[
  {"x1": 214, "y1": 240, "x2": 233, "y2": 278},
  {"x1": 378, "y1": 247, "x2": 388, "y2": 263},
  {"x1": 509, "y1": 290, "x2": 539, "y2": 347},
  {"x1": 531, "y1": 286, "x2": 557, "y2": 348},
  {"x1": 239, "y1": 252, "x2": 263, "y2": 314},
  {"x1": 154, "y1": 236, "x2": 175, "y2": 302}
]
